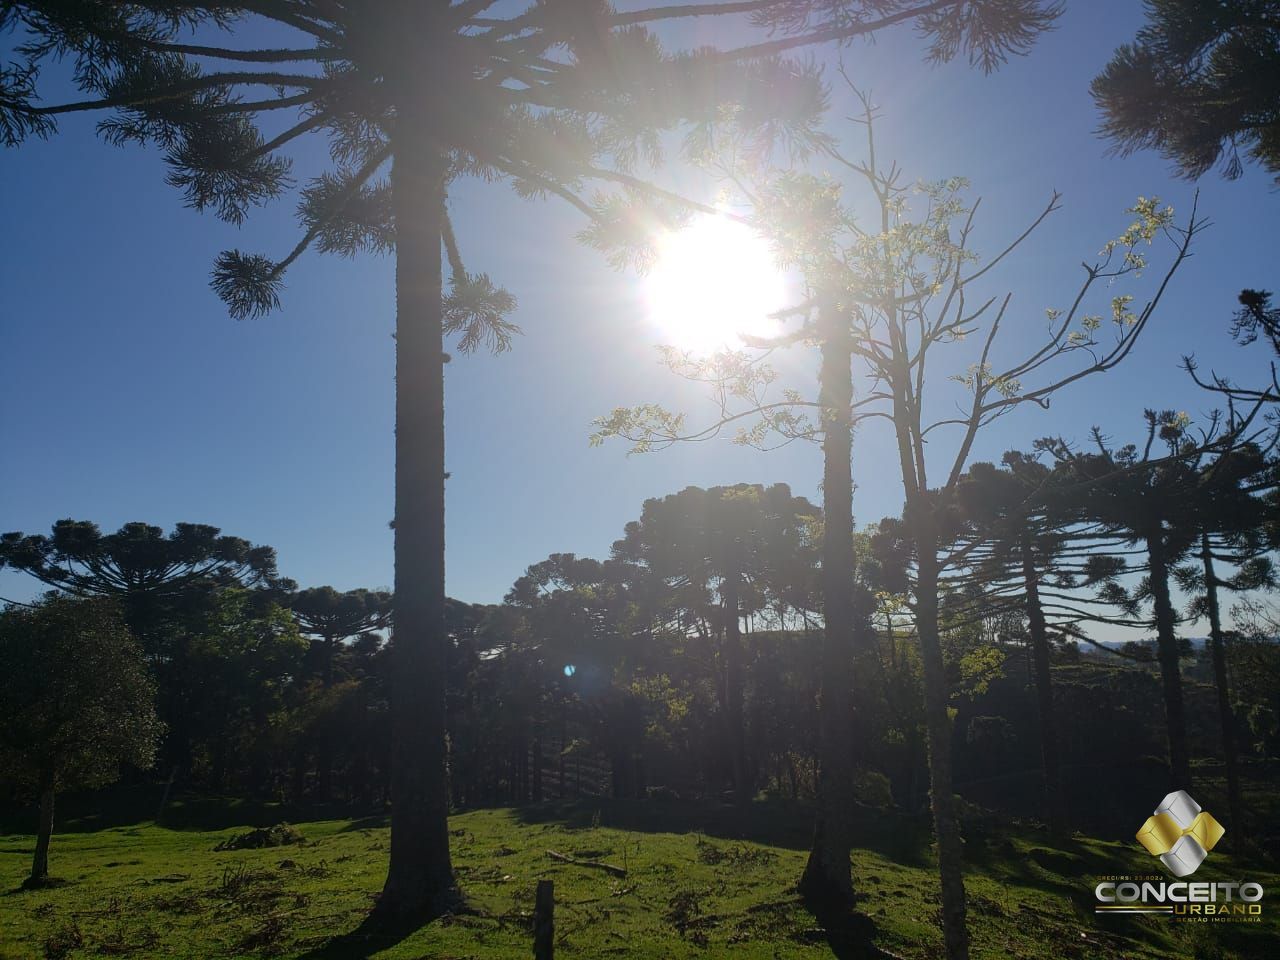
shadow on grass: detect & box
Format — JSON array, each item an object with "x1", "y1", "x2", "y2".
[
  {"x1": 339, "y1": 815, "x2": 390, "y2": 833},
  {"x1": 292, "y1": 910, "x2": 417, "y2": 960},
  {"x1": 962, "y1": 826, "x2": 1280, "y2": 960},
  {"x1": 511, "y1": 798, "x2": 932, "y2": 867},
  {"x1": 0, "y1": 785, "x2": 385, "y2": 835},
  {"x1": 294, "y1": 893, "x2": 475, "y2": 960},
  {"x1": 1, "y1": 875, "x2": 71, "y2": 897},
  {"x1": 800, "y1": 895, "x2": 892, "y2": 960}
]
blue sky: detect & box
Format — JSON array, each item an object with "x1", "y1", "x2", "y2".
[{"x1": 3, "y1": 1, "x2": 1278, "y2": 641}]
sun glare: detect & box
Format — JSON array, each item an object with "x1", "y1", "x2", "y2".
[{"x1": 644, "y1": 214, "x2": 787, "y2": 353}]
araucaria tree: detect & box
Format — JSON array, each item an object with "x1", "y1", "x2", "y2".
[
  {"x1": 1038, "y1": 411, "x2": 1213, "y2": 792},
  {"x1": 0, "y1": 520, "x2": 287, "y2": 779},
  {"x1": 1093, "y1": 0, "x2": 1280, "y2": 183},
  {"x1": 0, "y1": 520, "x2": 284, "y2": 658},
  {"x1": 291, "y1": 587, "x2": 393, "y2": 688},
  {"x1": 612, "y1": 483, "x2": 819, "y2": 806},
  {"x1": 0, "y1": 596, "x2": 162, "y2": 886},
  {"x1": 952, "y1": 455, "x2": 1072, "y2": 835},
  {"x1": 290, "y1": 586, "x2": 392, "y2": 798},
  {"x1": 1184, "y1": 444, "x2": 1276, "y2": 839},
  {"x1": 2, "y1": 0, "x2": 1064, "y2": 920},
  {"x1": 597, "y1": 93, "x2": 1201, "y2": 956}
]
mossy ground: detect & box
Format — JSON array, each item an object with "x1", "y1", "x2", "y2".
[{"x1": 0, "y1": 798, "x2": 1275, "y2": 959}]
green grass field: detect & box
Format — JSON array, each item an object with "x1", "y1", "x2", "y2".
[{"x1": 1, "y1": 799, "x2": 1275, "y2": 959}]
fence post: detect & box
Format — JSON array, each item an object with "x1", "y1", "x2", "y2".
[{"x1": 534, "y1": 879, "x2": 554, "y2": 959}]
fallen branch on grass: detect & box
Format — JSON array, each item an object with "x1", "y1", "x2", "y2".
[
  {"x1": 545, "y1": 849, "x2": 627, "y2": 877},
  {"x1": 564, "y1": 884, "x2": 637, "y2": 906}
]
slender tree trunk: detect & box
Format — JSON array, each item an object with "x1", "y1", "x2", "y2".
[
  {"x1": 1201, "y1": 532, "x2": 1243, "y2": 837},
  {"x1": 799, "y1": 301, "x2": 856, "y2": 905},
  {"x1": 353, "y1": 743, "x2": 371, "y2": 810},
  {"x1": 723, "y1": 549, "x2": 749, "y2": 806},
  {"x1": 881, "y1": 311, "x2": 967, "y2": 956},
  {"x1": 378, "y1": 105, "x2": 455, "y2": 917},
  {"x1": 611, "y1": 746, "x2": 625, "y2": 799},
  {"x1": 1147, "y1": 529, "x2": 1192, "y2": 789},
  {"x1": 906, "y1": 725, "x2": 921, "y2": 815},
  {"x1": 317, "y1": 745, "x2": 334, "y2": 802},
  {"x1": 30, "y1": 770, "x2": 55, "y2": 884},
  {"x1": 318, "y1": 637, "x2": 335, "y2": 800},
  {"x1": 323, "y1": 634, "x2": 336, "y2": 687},
  {"x1": 293, "y1": 755, "x2": 307, "y2": 801},
  {"x1": 1020, "y1": 537, "x2": 1065, "y2": 836},
  {"x1": 211, "y1": 730, "x2": 228, "y2": 794},
  {"x1": 248, "y1": 702, "x2": 270, "y2": 799},
  {"x1": 558, "y1": 705, "x2": 567, "y2": 799},
  {"x1": 519, "y1": 736, "x2": 530, "y2": 802},
  {"x1": 914, "y1": 524, "x2": 969, "y2": 960},
  {"x1": 533, "y1": 735, "x2": 544, "y2": 803}
]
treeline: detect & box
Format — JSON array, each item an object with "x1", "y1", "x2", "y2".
[{"x1": 3, "y1": 424, "x2": 1280, "y2": 848}]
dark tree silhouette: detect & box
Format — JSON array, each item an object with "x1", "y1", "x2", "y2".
[
  {"x1": 0, "y1": 596, "x2": 161, "y2": 886},
  {"x1": 0, "y1": 519, "x2": 288, "y2": 777},
  {"x1": 954, "y1": 455, "x2": 1071, "y2": 834},
  {"x1": 0, "y1": 519, "x2": 284, "y2": 654},
  {"x1": 1230, "y1": 290, "x2": 1280, "y2": 355},
  {"x1": 1038, "y1": 410, "x2": 1222, "y2": 791},
  {"x1": 800, "y1": 293, "x2": 863, "y2": 904},
  {"x1": 1182, "y1": 288, "x2": 1280, "y2": 413},
  {"x1": 291, "y1": 586, "x2": 393, "y2": 687},
  {"x1": 291, "y1": 587, "x2": 393, "y2": 799},
  {"x1": 505, "y1": 552, "x2": 642, "y2": 798},
  {"x1": 1179, "y1": 444, "x2": 1277, "y2": 839},
  {"x1": 950, "y1": 450, "x2": 1172, "y2": 829},
  {"x1": 596, "y1": 291, "x2": 873, "y2": 901},
  {"x1": 182, "y1": 587, "x2": 306, "y2": 795},
  {"x1": 1093, "y1": 0, "x2": 1280, "y2": 183},
  {"x1": 612, "y1": 483, "x2": 819, "y2": 806}
]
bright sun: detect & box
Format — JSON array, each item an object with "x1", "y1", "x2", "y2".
[{"x1": 644, "y1": 213, "x2": 787, "y2": 353}]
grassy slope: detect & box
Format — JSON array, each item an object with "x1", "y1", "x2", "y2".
[{"x1": 0, "y1": 800, "x2": 1275, "y2": 960}]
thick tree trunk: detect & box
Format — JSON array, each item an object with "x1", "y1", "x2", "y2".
[
  {"x1": 30, "y1": 771, "x2": 54, "y2": 884},
  {"x1": 914, "y1": 529, "x2": 969, "y2": 960},
  {"x1": 1020, "y1": 537, "x2": 1065, "y2": 836},
  {"x1": 722, "y1": 550, "x2": 749, "y2": 806},
  {"x1": 1201, "y1": 532, "x2": 1243, "y2": 837},
  {"x1": 799, "y1": 302, "x2": 856, "y2": 905},
  {"x1": 1147, "y1": 530, "x2": 1192, "y2": 789},
  {"x1": 378, "y1": 110, "x2": 455, "y2": 917}
]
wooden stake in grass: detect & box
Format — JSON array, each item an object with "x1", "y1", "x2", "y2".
[{"x1": 534, "y1": 879, "x2": 554, "y2": 960}]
